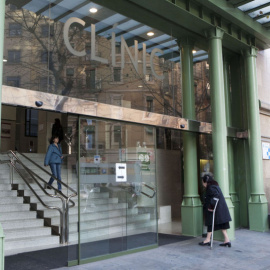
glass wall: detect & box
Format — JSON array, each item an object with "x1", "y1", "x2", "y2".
[
  {"x1": 3, "y1": 0, "x2": 210, "y2": 121},
  {"x1": 72, "y1": 117, "x2": 157, "y2": 261}
]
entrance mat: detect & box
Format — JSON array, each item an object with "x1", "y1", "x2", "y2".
[
  {"x1": 5, "y1": 233, "x2": 193, "y2": 269},
  {"x1": 158, "y1": 233, "x2": 193, "y2": 246}
]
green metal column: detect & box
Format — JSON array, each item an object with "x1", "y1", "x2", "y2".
[
  {"x1": 223, "y1": 56, "x2": 240, "y2": 228},
  {"x1": 0, "y1": 0, "x2": 5, "y2": 149},
  {"x1": 180, "y1": 37, "x2": 202, "y2": 237},
  {"x1": 206, "y1": 28, "x2": 234, "y2": 240},
  {"x1": 244, "y1": 47, "x2": 268, "y2": 232}
]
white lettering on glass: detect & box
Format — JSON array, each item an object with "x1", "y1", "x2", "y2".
[
  {"x1": 63, "y1": 18, "x2": 86, "y2": 57},
  {"x1": 63, "y1": 18, "x2": 165, "y2": 80}
]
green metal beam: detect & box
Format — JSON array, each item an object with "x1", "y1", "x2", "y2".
[{"x1": 193, "y1": 0, "x2": 270, "y2": 49}]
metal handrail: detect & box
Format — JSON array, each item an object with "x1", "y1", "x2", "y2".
[
  {"x1": 141, "y1": 183, "x2": 156, "y2": 199},
  {"x1": 5, "y1": 150, "x2": 77, "y2": 244},
  {"x1": 117, "y1": 182, "x2": 156, "y2": 199}
]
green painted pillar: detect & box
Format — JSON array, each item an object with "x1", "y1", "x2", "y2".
[
  {"x1": 0, "y1": 0, "x2": 5, "y2": 150},
  {"x1": 223, "y1": 57, "x2": 240, "y2": 228},
  {"x1": 180, "y1": 37, "x2": 202, "y2": 237},
  {"x1": 244, "y1": 47, "x2": 268, "y2": 232},
  {"x1": 206, "y1": 28, "x2": 234, "y2": 240}
]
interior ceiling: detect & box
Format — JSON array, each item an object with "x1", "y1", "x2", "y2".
[
  {"x1": 227, "y1": 0, "x2": 270, "y2": 29},
  {"x1": 6, "y1": 0, "x2": 208, "y2": 63}
]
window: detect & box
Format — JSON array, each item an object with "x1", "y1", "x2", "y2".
[
  {"x1": 41, "y1": 51, "x2": 52, "y2": 63},
  {"x1": 10, "y1": 4, "x2": 18, "y2": 11},
  {"x1": 146, "y1": 96, "x2": 154, "y2": 112},
  {"x1": 113, "y1": 67, "x2": 121, "y2": 82},
  {"x1": 25, "y1": 109, "x2": 38, "y2": 137},
  {"x1": 85, "y1": 43, "x2": 91, "y2": 60},
  {"x1": 7, "y1": 76, "x2": 20, "y2": 87},
  {"x1": 40, "y1": 77, "x2": 53, "y2": 91},
  {"x1": 111, "y1": 95, "x2": 122, "y2": 106},
  {"x1": 113, "y1": 125, "x2": 121, "y2": 144},
  {"x1": 8, "y1": 50, "x2": 21, "y2": 63},
  {"x1": 86, "y1": 69, "x2": 96, "y2": 90},
  {"x1": 115, "y1": 42, "x2": 121, "y2": 54},
  {"x1": 9, "y1": 23, "x2": 22, "y2": 36},
  {"x1": 145, "y1": 67, "x2": 153, "y2": 82},
  {"x1": 41, "y1": 24, "x2": 54, "y2": 37},
  {"x1": 66, "y1": 68, "x2": 74, "y2": 76}
]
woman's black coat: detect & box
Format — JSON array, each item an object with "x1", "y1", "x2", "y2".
[{"x1": 203, "y1": 184, "x2": 231, "y2": 226}]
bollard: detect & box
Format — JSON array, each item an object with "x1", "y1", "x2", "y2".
[{"x1": 0, "y1": 223, "x2": 4, "y2": 270}]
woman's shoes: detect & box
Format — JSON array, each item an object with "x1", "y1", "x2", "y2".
[
  {"x1": 219, "y1": 242, "x2": 231, "y2": 247},
  {"x1": 198, "y1": 241, "x2": 210, "y2": 246}
]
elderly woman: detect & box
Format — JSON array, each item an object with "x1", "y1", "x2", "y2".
[{"x1": 199, "y1": 174, "x2": 232, "y2": 247}]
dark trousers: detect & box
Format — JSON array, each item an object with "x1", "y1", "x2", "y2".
[{"x1": 48, "y1": 163, "x2": 62, "y2": 190}]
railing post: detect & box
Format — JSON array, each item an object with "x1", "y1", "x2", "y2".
[
  {"x1": 60, "y1": 199, "x2": 66, "y2": 244},
  {"x1": 0, "y1": 223, "x2": 4, "y2": 270},
  {"x1": 10, "y1": 157, "x2": 14, "y2": 185},
  {"x1": 65, "y1": 199, "x2": 69, "y2": 243}
]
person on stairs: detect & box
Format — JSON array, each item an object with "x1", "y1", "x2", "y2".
[{"x1": 44, "y1": 135, "x2": 64, "y2": 194}]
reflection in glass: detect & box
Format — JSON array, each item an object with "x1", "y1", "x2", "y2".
[{"x1": 4, "y1": 1, "x2": 210, "y2": 120}]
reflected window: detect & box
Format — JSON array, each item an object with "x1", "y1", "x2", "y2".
[
  {"x1": 41, "y1": 51, "x2": 52, "y2": 63},
  {"x1": 9, "y1": 23, "x2": 22, "y2": 36},
  {"x1": 40, "y1": 77, "x2": 53, "y2": 91},
  {"x1": 9, "y1": 4, "x2": 18, "y2": 11},
  {"x1": 113, "y1": 67, "x2": 122, "y2": 82},
  {"x1": 41, "y1": 24, "x2": 54, "y2": 37},
  {"x1": 111, "y1": 95, "x2": 122, "y2": 106},
  {"x1": 113, "y1": 125, "x2": 121, "y2": 144},
  {"x1": 7, "y1": 76, "x2": 20, "y2": 87},
  {"x1": 86, "y1": 69, "x2": 96, "y2": 90},
  {"x1": 66, "y1": 68, "x2": 74, "y2": 77},
  {"x1": 8, "y1": 50, "x2": 21, "y2": 63},
  {"x1": 115, "y1": 42, "x2": 121, "y2": 54},
  {"x1": 145, "y1": 67, "x2": 153, "y2": 82},
  {"x1": 146, "y1": 96, "x2": 154, "y2": 112},
  {"x1": 25, "y1": 109, "x2": 38, "y2": 137},
  {"x1": 85, "y1": 43, "x2": 91, "y2": 60}
]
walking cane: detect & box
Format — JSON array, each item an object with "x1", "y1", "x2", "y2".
[{"x1": 210, "y1": 197, "x2": 219, "y2": 250}]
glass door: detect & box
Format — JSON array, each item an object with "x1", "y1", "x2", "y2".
[{"x1": 78, "y1": 117, "x2": 157, "y2": 262}]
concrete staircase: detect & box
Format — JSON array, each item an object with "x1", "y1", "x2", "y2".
[
  {"x1": 0, "y1": 157, "x2": 59, "y2": 256},
  {"x1": 0, "y1": 152, "x2": 156, "y2": 255}
]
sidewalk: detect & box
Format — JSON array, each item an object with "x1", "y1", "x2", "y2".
[{"x1": 57, "y1": 229, "x2": 270, "y2": 270}]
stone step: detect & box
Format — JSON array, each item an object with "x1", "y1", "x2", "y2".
[
  {"x1": 0, "y1": 183, "x2": 12, "y2": 190},
  {"x1": 0, "y1": 196, "x2": 23, "y2": 204},
  {"x1": 1, "y1": 218, "x2": 44, "y2": 230},
  {"x1": 5, "y1": 235, "x2": 59, "y2": 251},
  {"x1": 4, "y1": 226, "x2": 52, "y2": 240},
  {"x1": 0, "y1": 190, "x2": 18, "y2": 197},
  {"x1": 50, "y1": 208, "x2": 139, "y2": 226},
  {"x1": 69, "y1": 213, "x2": 151, "y2": 233},
  {"x1": 69, "y1": 220, "x2": 156, "y2": 243},
  {"x1": 0, "y1": 210, "x2": 36, "y2": 221},
  {"x1": 0, "y1": 203, "x2": 30, "y2": 212}
]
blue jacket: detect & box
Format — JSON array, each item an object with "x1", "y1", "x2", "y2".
[{"x1": 44, "y1": 143, "x2": 63, "y2": 166}]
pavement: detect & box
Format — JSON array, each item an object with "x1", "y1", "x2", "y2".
[{"x1": 56, "y1": 229, "x2": 270, "y2": 270}]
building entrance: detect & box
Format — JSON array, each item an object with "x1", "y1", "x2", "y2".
[{"x1": 1, "y1": 104, "x2": 158, "y2": 265}]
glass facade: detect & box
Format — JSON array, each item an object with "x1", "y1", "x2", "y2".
[
  {"x1": 76, "y1": 118, "x2": 157, "y2": 261},
  {"x1": 3, "y1": 0, "x2": 210, "y2": 122}
]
